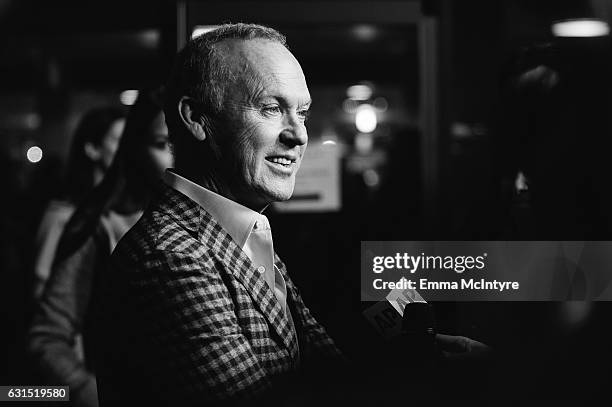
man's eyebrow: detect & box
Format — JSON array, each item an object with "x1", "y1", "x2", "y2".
[{"x1": 256, "y1": 95, "x2": 312, "y2": 108}]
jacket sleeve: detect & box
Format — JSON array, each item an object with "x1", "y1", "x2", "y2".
[
  {"x1": 101, "y1": 249, "x2": 273, "y2": 404},
  {"x1": 28, "y1": 231, "x2": 104, "y2": 407}
]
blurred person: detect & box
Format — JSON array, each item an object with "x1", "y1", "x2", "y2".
[
  {"x1": 27, "y1": 88, "x2": 173, "y2": 407},
  {"x1": 32, "y1": 107, "x2": 125, "y2": 298}
]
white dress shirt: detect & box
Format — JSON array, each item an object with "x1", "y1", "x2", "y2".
[{"x1": 162, "y1": 170, "x2": 292, "y2": 317}]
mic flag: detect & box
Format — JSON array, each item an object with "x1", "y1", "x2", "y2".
[
  {"x1": 362, "y1": 300, "x2": 402, "y2": 339},
  {"x1": 362, "y1": 287, "x2": 426, "y2": 339},
  {"x1": 386, "y1": 287, "x2": 426, "y2": 315}
]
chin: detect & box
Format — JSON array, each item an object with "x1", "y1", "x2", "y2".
[
  {"x1": 262, "y1": 185, "x2": 295, "y2": 203},
  {"x1": 267, "y1": 191, "x2": 293, "y2": 203}
]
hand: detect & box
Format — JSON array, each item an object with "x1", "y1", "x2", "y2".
[{"x1": 435, "y1": 334, "x2": 491, "y2": 361}]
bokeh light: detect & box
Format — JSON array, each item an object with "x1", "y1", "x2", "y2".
[{"x1": 26, "y1": 146, "x2": 43, "y2": 163}]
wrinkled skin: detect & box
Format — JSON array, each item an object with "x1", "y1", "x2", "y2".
[{"x1": 211, "y1": 39, "x2": 311, "y2": 210}]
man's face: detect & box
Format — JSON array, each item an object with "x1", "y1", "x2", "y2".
[{"x1": 214, "y1": 39, "x2": 310, "y2": 209}]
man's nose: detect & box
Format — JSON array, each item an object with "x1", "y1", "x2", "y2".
[{"x1": 280, "y1": 114, "x2": 308, "y2": 147}]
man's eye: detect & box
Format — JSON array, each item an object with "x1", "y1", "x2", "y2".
[
  {"x1": 298, "y1": 109, "x2": 311, "y2": 122},
  {"x1": 262, "y1": 105, "x2": 282, "y2": 115}
]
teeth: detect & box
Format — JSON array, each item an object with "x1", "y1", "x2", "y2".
[{"x1": 270, "y1": 157, "x2": 292, "y2": 165}]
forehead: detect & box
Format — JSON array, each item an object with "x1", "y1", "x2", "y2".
[{"x1": 218, "y1": 39, "x2": 310, "y2": 102}]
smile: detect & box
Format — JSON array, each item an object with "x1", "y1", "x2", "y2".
[
  {"x1": 268, "y1": 157, "x2": 293, "y2": 166},
  {"x1": 265, "y1": 155, "x2": 297, "y2": 173}
]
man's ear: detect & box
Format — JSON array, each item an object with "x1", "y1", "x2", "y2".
[{"x1": 178, "y1": 96, "x2": 208, "y2": 141}]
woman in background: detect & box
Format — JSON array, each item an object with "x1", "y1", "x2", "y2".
[
  {"x1": 33, "y1": 107, "x2": 126, "y2": 298},
  {"x1": 28, "y1": 88, "x2": 173, "y2": 407}
]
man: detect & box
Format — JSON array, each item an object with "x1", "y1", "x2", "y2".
[{"x1": 93, "y1": 24, "x2": 342, "y2": 406}]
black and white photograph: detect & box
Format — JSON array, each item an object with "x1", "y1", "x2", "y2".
[{"x1": 1, "y1": 1, "x2": 612, "y2": 405}]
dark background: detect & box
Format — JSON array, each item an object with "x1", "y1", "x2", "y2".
[{"x1": 2, "y1": 0, "x2": 612, "y2": 405}]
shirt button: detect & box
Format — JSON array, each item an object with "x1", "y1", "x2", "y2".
[{"x1": 257, "y1": 265, "x2": 266, "y2": 273}]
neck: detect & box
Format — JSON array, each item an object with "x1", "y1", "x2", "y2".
[
  {"x1": 172, "y1": 167, "x2": 266, "y2": 212},
  {"x1": 174, "y1": 164, "x2": 226, "y2": 196}
]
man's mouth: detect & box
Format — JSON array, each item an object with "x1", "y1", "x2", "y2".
[{"x1": 265, "y1": 155, "x2": 297, "y2": 168}]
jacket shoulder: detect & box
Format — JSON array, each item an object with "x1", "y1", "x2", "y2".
[{"x1": 111, "y1": 206, "x2": 211, "y2": 272}]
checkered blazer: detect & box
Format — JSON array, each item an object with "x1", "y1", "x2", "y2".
[{"x1": 93, "y1": 183, "x2": 342, "y2": 406}]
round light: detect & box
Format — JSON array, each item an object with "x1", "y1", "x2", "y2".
[
  {"x1": 552, "y1": 19, "x2": 610, "y2": 37},
  {"x1": 24, "y1": 113, "x2": 41, "y2": 130},
  {"x1": 451, "y1": 122, "x2": 471, "y2": 139},
  {"x1": 342, "y1": 98, "x2": 359, "y2": 114},
  {"x1": 363, "y1": 169, "x2": 380, "y2": 187},
  {"x1": 139, "y1": 29, "x2": 160, "y2": 48},
  {"x1": 27, "y1": 146, "x2": 43, "y2": 163},
  {"x1": 355, "y1": 105, "x2": 377, "y2": 133},
  {"x1": 347, "y1": 84, "x2": 373, "y2": 101},
  {"x1": 352, "y1": 24, "x2": 377, "y2": 41},
  {"x1": 120, "y1": 90, "x2": 139, "y2": 106},
  {"x1": 355, "y1": 132, "x2": 374, "y2": 153},
  {"x1": 322, "y1": 140, "x2": 337, "y2": 146},
  {"x1": 373, "y1": 97, "x2": 388, "y2": 112},
  {"x1": 515, "y1": 171, "x2": 528, "y2": 192}
]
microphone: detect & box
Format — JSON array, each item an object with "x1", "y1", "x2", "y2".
[
  {"x1": 401, "y1": 301, "x2": 436, "y2": 336},
  {"x1": 362, "y1": 286, "x2": 428, "y2": 340},
  {"x1": 363, "y1": 287, "x2": 438, "y2": 363},
  {"x1": 401, "y1": 302, "x2": 438, "y2": 364},
  {"x1": 362, "y1": 289, "x2": 438, "y2": 403}
]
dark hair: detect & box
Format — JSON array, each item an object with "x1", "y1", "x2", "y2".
[
  {"x1": 54, "y1": 88, "x2": 166, "y2": 263},
  {"x1": 62, "y1": 107, "x2": 125, "y2": 203},
  {"x1": 109, "y1": 87, "x2": 167, "y2": 202},
  {"x1": 163, "y1": 23, "x2": 286, "y2": 142}
]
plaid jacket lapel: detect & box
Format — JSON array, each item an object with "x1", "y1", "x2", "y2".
[
  {"x1": 198, "y1": 209, "x2": 298, "y2": 357},
  {"x1": 159, "y1": 184, "x2": 298, "y2": 358}
]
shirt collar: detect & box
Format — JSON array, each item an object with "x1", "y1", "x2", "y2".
[{"x1": 163, "y1": 170, "x2": 267, "y2": 248}]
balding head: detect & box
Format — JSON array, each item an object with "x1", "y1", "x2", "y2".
[
  {"x1": 164, "y1": 24, "x2": 287, "y2": 137},
  {"x1": 164, "y1": 24, "x2": 310, "y2": 209}
]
